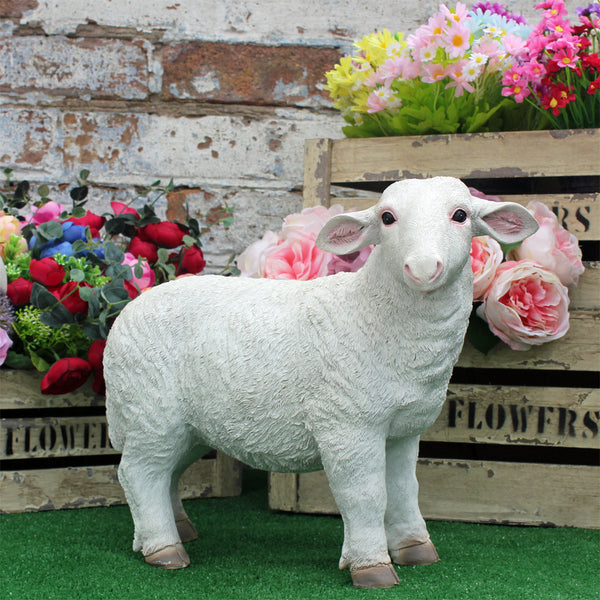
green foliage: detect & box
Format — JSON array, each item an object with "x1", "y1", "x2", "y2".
[{"x1": 12, "y1": 306, "x2": 92, "y2": 370}]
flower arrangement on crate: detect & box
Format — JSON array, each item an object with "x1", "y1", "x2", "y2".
[
  {"x1": 325, "y1": 0, "x2": 599, "y2": 137},
  {"x1": 0, "y1": 170, "x2": 232, "y2": 394},
  {"x1": 237, "y1": 196, "x2": 584, "y2": 352}
]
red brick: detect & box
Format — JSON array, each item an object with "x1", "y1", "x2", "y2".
[
  {"x1": 161, "y1": 42, "x2": 340, "y2": 106},
  {"x1": 0, "y1": 0, "x2": 37, "y2": 18}
]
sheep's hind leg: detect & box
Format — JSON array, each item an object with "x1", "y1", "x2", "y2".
[
  {"x1": 118, "y1": 436, "x2": 195, "y2": 570},
  {"x1": 170, "y1": 443, "x2": 212, "y2": 543}
]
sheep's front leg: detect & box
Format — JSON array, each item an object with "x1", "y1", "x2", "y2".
[
  {"x1": 318, "y1": 428, "x2": 399, "y2": 589},
  {"x1": 385, "y1": 435, "x2": 439, "y2": 566}
]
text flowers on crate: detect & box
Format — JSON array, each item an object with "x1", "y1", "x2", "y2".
[
  {"x1": 0, "y1": 171, "x2": 233, "y2": 394},
  {"x1": 237, "y1": 194, "x2": 583, "y2": 353}
]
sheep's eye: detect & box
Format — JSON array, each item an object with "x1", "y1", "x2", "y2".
[
  {"x1": 452, "y1": 209, "x2": 468, "y2": 223},
  {"x1": 381, "y1": 211, "x2": 396, "y2": 225}
]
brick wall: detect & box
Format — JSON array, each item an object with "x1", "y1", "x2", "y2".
[{"x1": 0, "y1": 0, "x2": 580, "y2": 269}]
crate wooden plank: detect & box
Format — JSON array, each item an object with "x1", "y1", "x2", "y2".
[
  {"x1": 2, "y1": 415, "x2": 118, "y2": 460},
  {"x1": 425, "y1": 385, "x2": 600, "y2": 449},
  {"x1": 330, "y1": 193, "x2": 599, "y2": 241},
  {"x1": 457, "y1": 309, "x2": 599, "y2": 371},
  {"x1": 328, "y1": 129, "x2": 600, "y2": 183},
  {"x1": 416, "y1": 459, "x2": 600, "y2": 528},
  {"x1": 269, "y1": 461, "x2": 600, "y2": 528},
  {"x1": 0, "y1": 370, "x2": 104, "y2": 410},
  {"x1": 0, "y1": 453, "x2": 243, "y2": 513},
  {"x1": 303, "y1": 138, "x2": 332, "y2": 208}
]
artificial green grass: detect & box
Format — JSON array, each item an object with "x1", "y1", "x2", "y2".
[{"x1": 1, "y1": 470, "x2": 598, "y2": 600}]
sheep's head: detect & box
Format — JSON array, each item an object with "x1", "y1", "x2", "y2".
[{"x1": 316, "y1": 177, "x2": 539, "y2": 293}]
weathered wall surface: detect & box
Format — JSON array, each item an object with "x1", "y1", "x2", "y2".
[{"x1": 0, "y1": 0, "x2": 581, "y2": 269}]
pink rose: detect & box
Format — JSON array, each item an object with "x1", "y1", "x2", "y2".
[
  {"x1": 470, "y1": 236, "x2": 504, "y2": 301},
  {"x1": 263, "y1": 232, "x2": 329, "y2": 280},
  {"x1": 237, "y1": 230, "x2": 281, "y2": 278},
  {"x1": 478, "y1": 260, "x2": 570, "y2": 351},
  {"x1": 281, "y1": 204, "x2": 345, "y2": 239},
  {"x1": 28, "y1": 201, "x2": 66, "y2": 225},
  {"x1": 511, "y1": 201, "x2": 584, "y2": 286},
  {"x1": 0, "y1": 328, "x2": 13, "y2": 366},
  {"x1": 327, "y1": 246, "x2": 373, "y2": 275},
  {"x1": 121, "y1": 252, "x2": 156, "y2": 292}
]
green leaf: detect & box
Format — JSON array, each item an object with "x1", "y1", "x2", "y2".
[
  {"x1": 3, "y1": 350, "x2": 34, "y2": 369},
  {"x1": 82, "y1": 322, "x2": 102, "y2": 340},
  {"x1": 29, "y1": 349, "x2": 51, "y2": 372},
  {"x1": 30, "y1": 282, "x2": 59, "y2": 309},
  {"x1": 37, "y1": 220, "x2": 63, "y2": 241},
  {"x1": 78, "y1": 286, "x2": 95, "y2": 302},
  {"x1": 103, "y1": 241, "x2": 125, "y2": 264},
  {"x1": 466, "y1": 308, "x2": 499, "y2": 354},
  {"x1": 101, "y1": 286, "x2": 130, "y2": 304},
  {"x1": 157, "y1": 248, "x2": 170, "y2": 263},
  {"x1": 79, "y1": 169, "x2": 90, "y2": 181},
  {"x1": 182, "y1": 234, "x2": 195, "y2": 247},
  {"x1": 70, "y1": 268, "x2": 85, "y2": 282},
  {"x1": 71, "y1": 206, "x2": 87, "y2": 218},
  {"x1": 37, "y1": 184, "x2": 50, "y2": 198},
  {"x1": 133, "y1": 263, "x2": 143, "y2": 278},
  {"x1": 40, "y1": 305, "x2": 75, "y2": 328}
]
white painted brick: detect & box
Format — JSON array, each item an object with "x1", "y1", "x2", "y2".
[
  {"x1": 56, "y1": 109, "x2": 343, "y2": 188},
  {"x1": 0, "y1": 37, "x2": 148, "y2": 99},
  {"x1": 20, "y1": 0, "x2": 581, "y2": 46}
]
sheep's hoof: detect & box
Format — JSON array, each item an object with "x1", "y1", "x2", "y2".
[
  {"x1": 176, "y1": 518, "x2": 198, "y2": 543},
  {"x1": 144, "y1": 542, "x2": 190, "y2": 569},
  {"x1": 351, "y1": 563, "x2": 400, "y2": 589},
  {"x1": 391, "y1": 539, "x2": 440, "y2": 566}
]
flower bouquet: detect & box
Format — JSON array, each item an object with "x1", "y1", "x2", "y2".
[
  {"x1": 325, "y1": 1, "x2": 599, "y2": 137},
  {"x1": 0, "y1": 170, "x2": 232, "y2": 394},
  {"x1": 237, "y1": 196, "x2": 583, "y2": 352}
]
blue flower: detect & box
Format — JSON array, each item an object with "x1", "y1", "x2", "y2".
[
  {"x1": 40, "y1": 241, "x2": 74, "y2": 258},
  {"x1": 61, "y1": 222, "x2": 87, "y2": 243}
]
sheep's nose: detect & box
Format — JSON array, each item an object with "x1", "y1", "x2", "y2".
[{"x1": 404, "y1": 258, "x2": 443, "y2": 284}]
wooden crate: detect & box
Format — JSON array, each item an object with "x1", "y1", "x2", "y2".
[
  {"x1": 269, "y1": 129, "x2": 600, "y2": 528},
  {"x1": 0, "y1": 370, "x2": 242, "y2": 513}
]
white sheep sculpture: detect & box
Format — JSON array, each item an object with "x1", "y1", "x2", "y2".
[{"x1": 104, "y1": 177, "x2": 538, "y2": 589}]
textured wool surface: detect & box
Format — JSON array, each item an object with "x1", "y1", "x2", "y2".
[{"x1": 1, "y1": 470, "x2": 598, "y2": 600}]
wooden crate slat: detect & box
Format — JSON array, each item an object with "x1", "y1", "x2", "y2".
[
  {"x1": 423, "y1": 385, "x2": 600, "y2": 449},
  {"x1": 329, "y1": 129, "x2": 600, "y2": 183},
  {"x1": 331, "y1": 192, "x2": 599, "y2": 241},
  {"x1": 303, "y1": 138, "x2": 332, "y2": 208},
  {"x1": 0, "y1": 370, "x2": 104, "y2": 410},
  {"x1": 0, "y1": 454, "x2": 242, "y2": 513},
  {"x1": 457, "y1": 309, "x2": 599, "y2": 371},
  {"x1": 417, "y1": 459, "x2": 600, "y2": 528},
  {"x1": 269, "y1": 462, "x2": 600, "y2": 528},
  {"x1": 2, "y1": 415, "x2": 118, "y2": 460}
]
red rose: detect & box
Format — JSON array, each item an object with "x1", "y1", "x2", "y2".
[
  {"x1": 41, "y1": 357, "x2": 92, "y2": 395},
  {"x1": 124, "y1": 280, "x2": 140, "y2": 300},
  {"x1": 87, "y1": 339, "x2": 106, "y2": 372},
  {"x1": 142, "y1": 222, "x2": 186, "y2": 248},
  {"x1": 128, "y1": 235, "x2": 158, "y2": 263},
  {"x1": 110, "y1": 201, "x2": 139, "y2": 218},
  {"x1": 88, "y1": 340, "x2": 106, "y2": 395},
  {"x1": 170, "y1": 245, "x2": 206, "y2": 275},
  {"x1": 7, "y1": 277, "x2": 33, "y2": 306},
  {"x1": 52, "y1": 281, "x2": 90, "y2": 314},
  {"x1": 65, "y1": 210, "x2": 106, "y2": 234},
  {"x1": 182, "y1": 245, "x2": 206, "y2": 274},
  {"x1": 29, "y1": 257, "x2": 66, "y2": 287}
]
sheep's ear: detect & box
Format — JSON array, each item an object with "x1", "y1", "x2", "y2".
[
  {"x1": 316, "y1": 208, "x2": 379, "y2": 255},
  {"x1": 472, "y1": 198, "x2": 539, "y2": 245}
]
